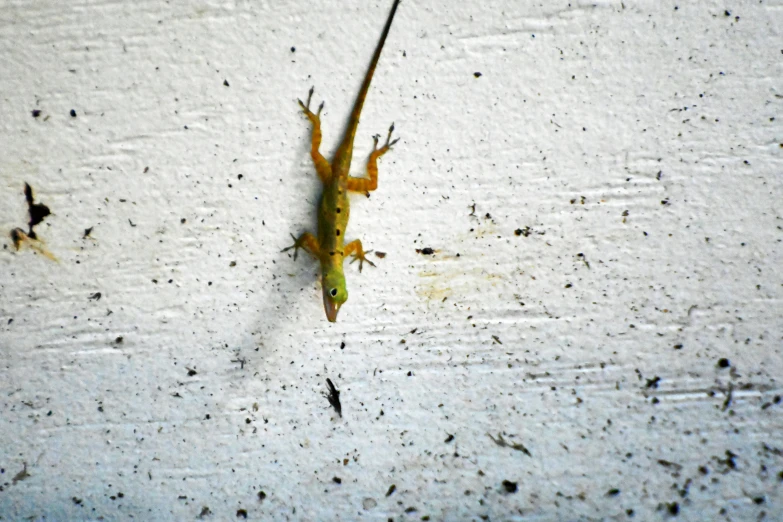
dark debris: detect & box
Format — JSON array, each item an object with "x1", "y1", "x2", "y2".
[{"x1": 325, "y1": 378, "x2": 342, "y2": 417}]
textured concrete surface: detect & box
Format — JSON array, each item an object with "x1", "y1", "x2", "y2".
[{"x1": 1, "y1": 0, "x2": 782, "y2": 520}]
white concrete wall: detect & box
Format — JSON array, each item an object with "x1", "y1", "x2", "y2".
[{"x1": 1, "y1": 0, "x2": 781, "y2": 519}]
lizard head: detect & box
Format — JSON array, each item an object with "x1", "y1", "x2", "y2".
[{"x1": 322, "y1": 271, "x2": 348, "y2": 322}]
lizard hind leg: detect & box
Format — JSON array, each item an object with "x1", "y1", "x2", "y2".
[
  {"x1": 344, "y1": 239, "x2": 376, "y2": 272},
  {"x1": 298, "y1": 87, "x2": 332, "y2": 184},
  {"x1": 347, "y1": 123, "x2": 399, "y2": 194}
]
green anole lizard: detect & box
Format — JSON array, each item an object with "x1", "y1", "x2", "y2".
[{"x1": 283, "y1": 0, "x2": 401, "y2": 322}]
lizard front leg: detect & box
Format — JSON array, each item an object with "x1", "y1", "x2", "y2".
[
  {"x1": 299, "y1": 87, "x2": 332, "y2": 184},
  {"x1": 282, "y1": 232, "x2": 321, "y2": 261},
  {"x1": 344, "y1": 239, "x2": 376, "y2": 272},
  {"x1": 346, "y1": 123, "x2": 399, "y2": 194}
]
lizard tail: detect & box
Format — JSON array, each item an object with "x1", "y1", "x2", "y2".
[{"x1": 332, "y1": 0, "x2": 401, "y2": 173}]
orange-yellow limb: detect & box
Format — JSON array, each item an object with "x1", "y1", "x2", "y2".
[
  {"x1": 344, "y1": 239, "x2": 375, "y2": 272},
  {"x1": 281, "y1": 232, "x2": 321, "y2": 261},
  {"x1": 299, "y1": 87, "x2": 332, "y2": 184},
  {"x1": 346, "y1": 124, "x2": 399, "y2": 193}
]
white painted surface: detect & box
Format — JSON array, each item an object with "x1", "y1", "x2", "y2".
[{"x1": 1, "y1": 0, "x2": 782, "y2": 520}]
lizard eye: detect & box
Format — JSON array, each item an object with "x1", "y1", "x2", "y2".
[{"x1": 330, "y1": 288, "x2": 338, "y2": 297}]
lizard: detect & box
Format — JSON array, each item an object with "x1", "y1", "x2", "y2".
[{"x1": 283, "y1": 0, "x2": 401, "y2": 322}]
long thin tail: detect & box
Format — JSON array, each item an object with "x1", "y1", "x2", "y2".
[{"x1": 332, "y1": 0, "x2": 400, "y2": 173}]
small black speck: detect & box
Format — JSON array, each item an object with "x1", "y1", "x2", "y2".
[
  {"x1": 290, "y1": 46, "x2": 296, "y2": 53},
  {"x1": 187, "y1": 368, "x2": 197, "y2": 376},
  {"x1": 236, "y1": 509, "x2": 248, "y2": 518},
  {"x1": 667, "y1": 502, "x2": 679, "y2": 515},
  {"x1": 386, "y1": 484, "x2": 396, "y2": 497},
  {"x1": 502, "y1": 480, "x2": 517, "y2": 493},
  {"x1": 444, "y1": 434, "x2": 454, "y2": 443},
  {"x1": 332, "y1": 477, "x2": 342, "y2": 484},
  {"x1": 724, "y1": 10, "x2": 731, "y2": 16},
  {"x1": 674, "y1": 344, "x2": 683, "y2": 350},
  {"x1": 753, "y1": 496, "x2": 765, "y2": 504},
  {"x1": 474, "y1": 72, "x2": 482, "y2": 78},
  {"x1": 70, "y1": 109, "x2": 77, "y2": 117},
  {"x1": 717, "y1": 358, "x2": 730, "y2": 368},
  {"x1": 407, "y1": 371, "x2": 413, "y2": 376},
  {"x1": 223, "y1": 79, "x2": 230, "y2": 87},
  {"x1": 336, "y1": 208, "x2": 341, "y2": 213},
  {"x1": 258, "y1": 491, "x2": 266, "y2": 502},
  {"x1": 31, "y1": 109, "x2": 41, "y2": 118},
  {"x1": 607, "y1": 488, "x2": 620, "y2": 496},
  {"x1": 336, "y1": 229, "x2": 340, "y2": 236},
  {"x1": 340, "y1": 341, "x2": 345, "y2": 349}
]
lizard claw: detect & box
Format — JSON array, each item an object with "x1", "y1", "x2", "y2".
[
  {"x1": 298, "y1": 87, "x2": 324, "y2": 117},
  {"x1": 373, "y1": 123, "x2": 399, "y2": 153},
  {"x1": 349, "y1": 250, "x2": 376, "y2": 272},
  {"x1": 385, "y1": 123, "x2": 400, "y2": 148},
  {"x1": 281, "y1": 233, "x2": 301, "y2": 261}
]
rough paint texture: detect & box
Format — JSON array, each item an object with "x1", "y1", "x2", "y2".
[{"x1": 1, "y1": 0, "x2": 782, "y2": 520}]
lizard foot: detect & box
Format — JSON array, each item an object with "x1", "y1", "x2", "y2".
[
  {"x1": 349, "y1": 249, "x2": 376, "y2": 272},
  {"x1": 298, "y1": 86, "x2": 324, "y2": 119},
  {"x1": 281, "y1": 233, "x2": 304, "y2": 261},
  {"x1": 372, "y1": 123, "x2": 400, "y2": 157}
]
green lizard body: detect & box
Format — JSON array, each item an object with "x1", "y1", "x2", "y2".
[{"x1": 283, "y1": 0, "x2": 401, "y2": 322}]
